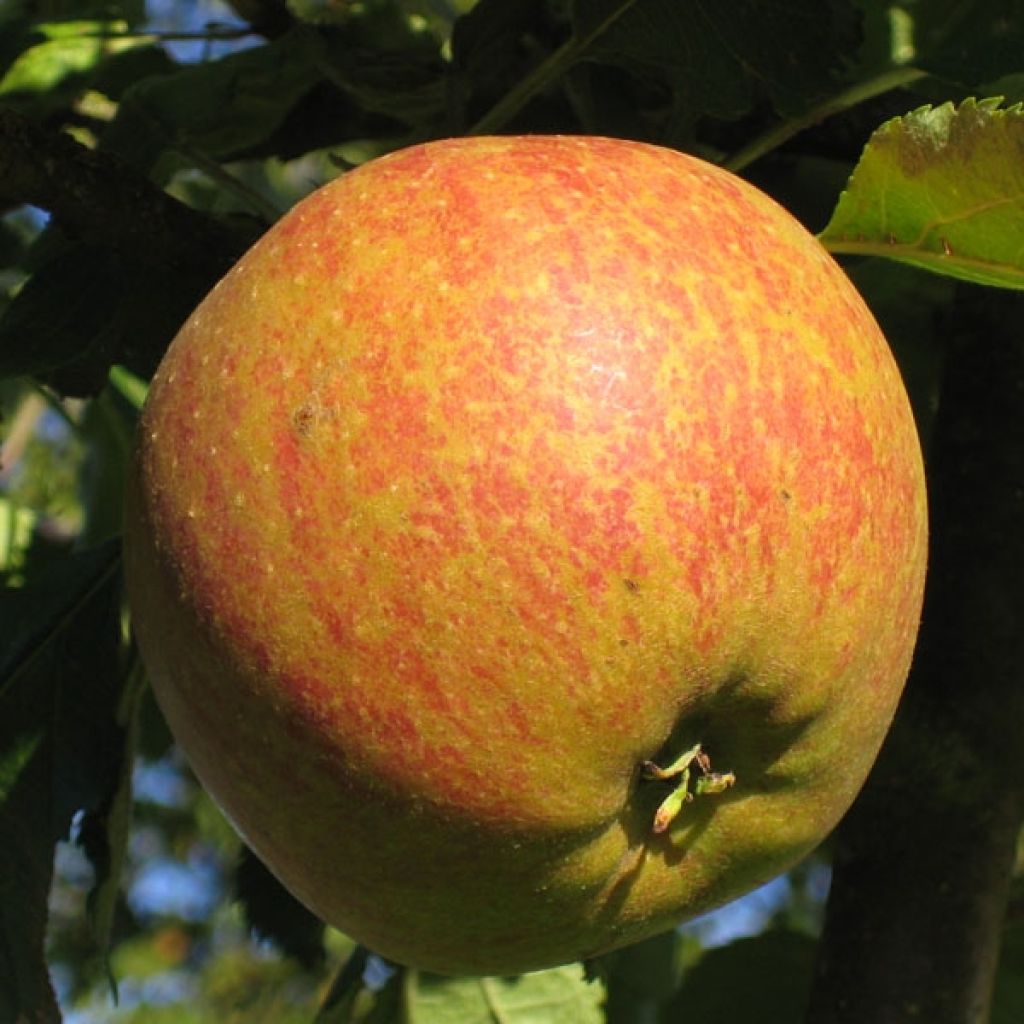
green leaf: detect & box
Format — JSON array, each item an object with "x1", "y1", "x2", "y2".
[
  {"x1": 0, "y1": 19, "x2": 147, "y2": 118},
  {"x1": 320, "y1": 960, "x2": 606, "y2": 1024},
  {"x1": 0, "y1": 497, "x2": 37, "y2": 579},
  {"x1": 409, "y1": 965, "x2": 605, "y2": 1024},
  {"x1": 660, "y1": 930, "x2": 816, "y2": 1023},
  {"x1": 574, "y1": 0, "x2": 861, "y2": 122},
  {"x1": 993, "y1": 921, "x2": 1024, "y2": 1023},
  {"x1": 104, "y1": 28, "x2": 327, "y2": 173},
  {"x1": 107, "y1": 365, "x2": 148, "y2": 412},
  {"x1": 821, "y1": 98, "x2": 1024, "y2": 289}
]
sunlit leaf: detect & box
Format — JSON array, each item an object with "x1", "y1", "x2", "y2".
[
  {"x1": 409, "y1": 965, "x2": 605, "y2": 1024},
  {"x1": 108, "y1": 365, "x2": 148, "y2": 412},
  {"x1": 319, "y1": 960, "x2": 605, "y2": 1024},
  {"x1": 0, "y1": 497, "x2": 37, "y2": 579},
  {"x1": 821, "y1": 98, "x2": 1024, "y2": 288},
  {"x1": 0, "y1": 19, "x2": 144, "y2": 118}
]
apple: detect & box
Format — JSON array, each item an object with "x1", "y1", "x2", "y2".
[{"x1": 123, "y1": 135, "x2": 928, "y2": 975}]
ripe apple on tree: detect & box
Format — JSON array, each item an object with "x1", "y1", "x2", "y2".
[{"x1": 123, "y1": 134, "x2": 928, "y2": 976}]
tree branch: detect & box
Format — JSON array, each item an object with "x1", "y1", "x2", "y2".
[
  {"x1": 0, "y1": 107, "x2": 250, "y2": 275},
  {"x1": 805, "y1": 289, "x2": 1024, "y2": 1024}
]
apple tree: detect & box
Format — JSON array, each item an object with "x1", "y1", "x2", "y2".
[{"x1": 2, "y1": 2, "x2": 1024, "y2": 1022}]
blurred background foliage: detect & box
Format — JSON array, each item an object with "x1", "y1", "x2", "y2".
[{"x1": 3, "y1": 0, "x2": 1024, "y2": 1021}]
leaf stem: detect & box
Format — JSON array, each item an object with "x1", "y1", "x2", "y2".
[
  {"x1": 821, "y1": 239, "x2": 1024, "y2": 290},
  {"x1": 723, "y1": 66, "x2": 928, "y2": 173},
  {"x1": 469, "y1": 0, "x2": 642, "y2": 136}
]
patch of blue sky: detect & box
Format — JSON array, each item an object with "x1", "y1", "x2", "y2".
[
  {"x1": 680, "y1": 875, "x2": 794, "y2": 948},
  {"x1": 128, "y1": 850, "x2": 223, "y2": 923}
]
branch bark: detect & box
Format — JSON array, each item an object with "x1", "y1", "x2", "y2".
[
  {"x1": 805, "y1": 289, "x2": 1024, "y2": 1023},
  {"x1": 0, "y1": 107, "x2": 248, "y2": 274}
]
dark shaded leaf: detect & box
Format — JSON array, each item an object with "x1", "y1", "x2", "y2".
[
  {"x1": 235, "y1": 846, "x2": 326, "y2": 970},
  {"x1": 0, "y1": 685, "x2": 61, "y2": 1024},
  {"x1": 316, "y1": 35, "x2": 446, "y2": 129},
  {"x1": 49, "y1": 547, "x2": 123, "y2": 833},
  {"x1": 1, "y1": 539, "x2": 124, "y2": 1021},
  {"x1": 574, "y1": 0, "x2": 862, "y2": 122},
  {"x1": 0, "y1": 239, "x2": 211, "y2": 396},
  {"x1": 660, "y1": 930, "x2": 816, "y2": 1023},
  {"x1": 910, "y1": 0, "x2": 1024, "y2": 86},
  {"x1": 993, "y1": 922, "x2": 1024, "y2": 1023},
  {"x1": 91, "y1": 42, "x2": 178, "y2": 102},
  {"x1": 449, "y1": 0, "x2": 553, "y2": 127},
  {"x1": 103, "y1": 28, "x2": 326, "y2": 173},
  {"x1": 80, "y1": 654, "x2": 146, "y2": 990},
  {"x1": 0, "y1": 243, "x2": 124, "y2": 388},
  {"x1": 0, "y1": 538, "x2": 119, "y2": 690},
  {"x1": 77, "y1": 381, "x2": 139, "y2": 547},
  {"x1": 597, "y1": 931, "x2": 686, "y2": 1024}
]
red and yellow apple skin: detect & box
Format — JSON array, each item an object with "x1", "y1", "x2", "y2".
[{"x1": 123, "y1": 135, "x2": 928, "y2": 975}]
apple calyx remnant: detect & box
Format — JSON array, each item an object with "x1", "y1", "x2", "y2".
[{"x1": 641, "y1": 744, "x2": 736, "y2": 834}]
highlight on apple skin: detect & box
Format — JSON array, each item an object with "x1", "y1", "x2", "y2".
[{"x1": 123, "y1": 134, "x2": 928, "y2": 976}]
